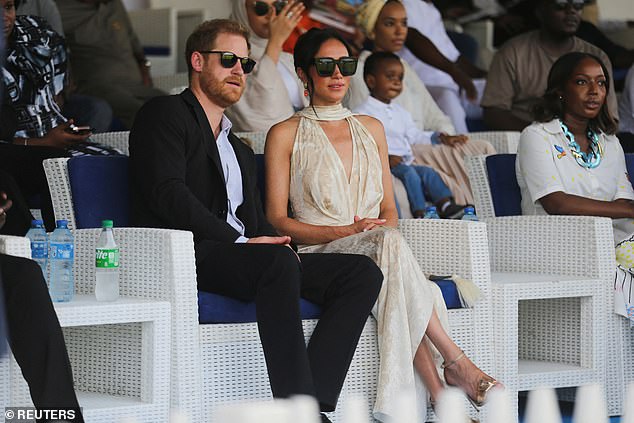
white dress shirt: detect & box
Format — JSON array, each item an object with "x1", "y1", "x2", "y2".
[
  {"x1": 216, "y1": 115, "x2": 248, "y2": 243},
  {"x1": 353, "y1": 96, "x2": 439, "y2": 165},
  {"x1": 517, "y1": 119, "x2": 634, "y2": 216}
]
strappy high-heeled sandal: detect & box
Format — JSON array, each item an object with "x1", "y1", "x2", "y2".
[{"x1": 441, "y1": 351, "x2": 501, "y2": 411}]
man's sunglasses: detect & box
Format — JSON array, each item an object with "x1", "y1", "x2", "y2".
[
  {"x1": 198, "y1": 51, "x2": 257, "y2": 74},
  {"x1": 552, "y1": 0, "x2": 585, "y2": 11},
  {"x1": 253, "y1": 1, "x2": 287, "y2": 16},
  {"x1": 312, "y1": 57, "x2": 358, "y2": 77}
]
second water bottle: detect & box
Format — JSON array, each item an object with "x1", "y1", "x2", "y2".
[
  {"x1": 50, "y1": 220, "x2": 74, "y2": 302},
  {"x1": 26, "y1": 219, "x2": 48, "y2": 282}
]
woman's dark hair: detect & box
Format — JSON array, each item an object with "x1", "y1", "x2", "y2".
[
  {"x1": 14, "y1": 0, "x2": 21, "y2": 9},
  {"x1": 533, "y1": 52, "x2": 617, "y2": 134},
  {"x1": 293, "y1": 28, "x2": 353, "y2": 99}
]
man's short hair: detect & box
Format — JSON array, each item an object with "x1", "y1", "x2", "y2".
[
  {"x1": 185, "y1": 19, "x2": 250, "y2": 76},
  {"x1": 363, "y1": 51, "x2": 402, "y2": 81}
]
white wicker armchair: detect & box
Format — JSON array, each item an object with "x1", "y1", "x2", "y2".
[
  {"x1": 42, "y1": 157, "x2": 495, "y2": 422},
  {"x1": 0, "y1": 233, "x2": 172, "y2": 423},
  {"x1": 466, "y1": 154, "x2": 622, "y2": 416}
]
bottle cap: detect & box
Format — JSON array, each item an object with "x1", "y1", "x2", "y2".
[
  {"x1": 56, "y1": 220, "x2": 68, "y2": 228},
  {"x1": 425, "y1": 206, "x2": 437, "y2": 212},
  {"x1": 31, "y1": 219, "x2": 44, "y2": 227},
  {"x1": 102, "y1": 220, "x2": 114, "y2": 228},
  {"x1": 464, "y1": 206, "x2": 475, "y2": 214}
]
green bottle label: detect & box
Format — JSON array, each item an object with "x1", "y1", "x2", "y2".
[{"x1": 96, "y1": 248, "x2": 119, "y2": 268}]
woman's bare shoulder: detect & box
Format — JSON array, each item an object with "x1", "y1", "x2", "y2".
[
  {"x1": 355, "y1": 114, "x2": 384, "y2": 132},
  {"x1": 268, "y1": 115, "x2": 300, "y2": 139},
  {"x1": 354, "y1": 114, "x2": 386, "y2": 142},
  {"x1": 266, "y1": 115, "x2": 301, "y2": 151}
]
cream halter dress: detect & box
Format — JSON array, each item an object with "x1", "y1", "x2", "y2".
[{"x1": 289, "y1": 104, "x2": 449, "y2": 422}]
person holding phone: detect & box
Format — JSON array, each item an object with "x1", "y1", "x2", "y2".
[
  {"x1": 227, "y1": 0, "x2": 308, "y2": 132},
  {"x1": 1, "y1": 0, "x2": 120, "y2": 155}
]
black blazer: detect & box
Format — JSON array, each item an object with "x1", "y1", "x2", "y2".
[{"x1": 129, "y1": 89, "x2": 277, "y2": 246}]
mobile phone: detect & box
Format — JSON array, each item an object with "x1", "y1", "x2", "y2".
[
  {"x1": 274, "y1": 1, "x2": 287, "y2": 15},
  {"x1": 67, "y1": 124, "x2": 93, "y2": 135}
]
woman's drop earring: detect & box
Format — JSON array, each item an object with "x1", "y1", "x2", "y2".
[{"x1": 303, "y1": 84, "x2": 309, "y2": 97}]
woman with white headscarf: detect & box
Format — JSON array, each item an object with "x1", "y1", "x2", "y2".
[
  {"x1": 227, "y1": 0, "x2": 308, "y2": 133},
  {"x1": 349, "y1": 0, "x2": 495, "y2": 205}
]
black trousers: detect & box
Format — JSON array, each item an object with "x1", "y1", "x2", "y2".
[
  {"x1": 0, "y1": 144, "x2": 70, "y2": 232},
  {"x1": 0, "y1": 254, "x2": 83, "y2": 422},
  {"x1": 0, "y1": 169, "x2": 33, "y2": 236},
  {"x1": 196, "y1": 242, "x2": 383, "y2": 411}
]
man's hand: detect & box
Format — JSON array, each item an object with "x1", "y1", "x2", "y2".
[
  {"x1": 247, "y1": 235, "x2": 291, "y2": 245},
  {"x1": 0, "y1": 192, "x2": 13, "y2": 230},
  {"x1": 247, "y1": 235, "x2": 299, "y2": 262},
  {"x1": 439, "y1": 133, "x2": 468, "y2": 147},
  {"x1": 388, "y1": 155, "x2": 403, "y2": 168}
]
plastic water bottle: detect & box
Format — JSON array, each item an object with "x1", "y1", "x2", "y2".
[
  {"x1": 26, "y1": 219, "x2": 48, "y2": 282},
  {"x1": 461, "y1": 206, "x2": 479, "y2": 221},
  {"x1": 423, "y1": 206, "x2": 440, "y2": 219},
  {"x1": 49, "y1": 220, "x2": 74, "y2": 302},
  {"x1": 95, "y1": 220, "x2": 119, "y2": 301}
]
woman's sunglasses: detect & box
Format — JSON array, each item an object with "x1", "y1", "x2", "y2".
[
  {"x1": 312, "y1": 57, "x2": 358, "y2": 77},
  {"x1": 198, "y1": 51, "x2": 257, "y2": 74},
  {"x1": 552, "y1": 0, "x2": 585, "y2": 11},
  {"x1": 253, "y1": 1, "x2": 287, "y2": 16}
]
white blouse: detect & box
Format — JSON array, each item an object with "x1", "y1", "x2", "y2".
[{"x1": 516, "y1": 119, "x2": 634, "y2": 216}]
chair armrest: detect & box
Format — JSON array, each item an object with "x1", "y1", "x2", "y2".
[
  {"x1": 486, "y1": 215, "x2": 615, "y2": 280},
  {"x1": 468, "y1": 131, "x2": 520, "y2": 154},
  {"x1": 398, "y1": 219, "x2": 491, "y2": 296},
  {"x1": 465, "y1": 154, "x2": 496, "y2": 220},
  {"x1": 0, "y1": 235, "x2": 31, "y2": 259},
  {"x1": 43, "y1": 158, "x2": 76, "y2": 230},
  {"x1": 73, "y1": 227, "x2": 203, "y2": 413},
  {"x1": 90, "y1": 131, "x2": 130, "y2": 156}
]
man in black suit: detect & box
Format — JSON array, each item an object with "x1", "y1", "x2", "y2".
[{"x1": 128, "y1": 19, "x2": 383, "y2": 416}]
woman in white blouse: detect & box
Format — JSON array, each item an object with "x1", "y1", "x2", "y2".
[
  {"x1": 227, "y1": 0, "x2": 308, "y2": 133},
  {"x1": 517, "y1": 52, "x2": 634, "y2": 322}
]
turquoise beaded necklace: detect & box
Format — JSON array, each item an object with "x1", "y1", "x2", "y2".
[{"x1": 559, "y1": 119, "x2": 603, "y2": 169}]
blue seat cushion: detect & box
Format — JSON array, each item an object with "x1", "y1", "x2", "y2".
[
  {"x1": 198, "y1": 278, "x2": 463, "y2": 323},
  {"x1": 434, "y1": 279, "x2": 462, "y2": 309},
  {"x1": 198, "y1": 291, "x2": 322, "y2": 324},
  {"x1": 486, "y1": 154, "x2": 521, "y2": 217},
  {"x1": 625, "y1": 153, "x2": 634, "y2": 180},
  {"x1": 68, "y1": 156, "x2": 130, "y2": 229}
]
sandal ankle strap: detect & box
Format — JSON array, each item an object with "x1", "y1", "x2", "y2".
[{"x1": 441, "y1": 351, "x2": 466, "y2": 369}]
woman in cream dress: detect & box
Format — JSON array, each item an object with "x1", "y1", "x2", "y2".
[
  {"x1": 265, "y1": 28, "x2": 498, "y2": 422},
  {"x1": 227, "y1": 0, "x2": 307, "y2": 132},
  {"x1": 346, "y1": 0, "x2": 496, "y2": 205}
]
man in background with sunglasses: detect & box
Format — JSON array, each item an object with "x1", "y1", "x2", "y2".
[
  {"x1": 481, "y1": 0, "x2": 618, "y2": 131},
  {"x1": 128, "y1": 20, "x2": 382, "y2": 422}
]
